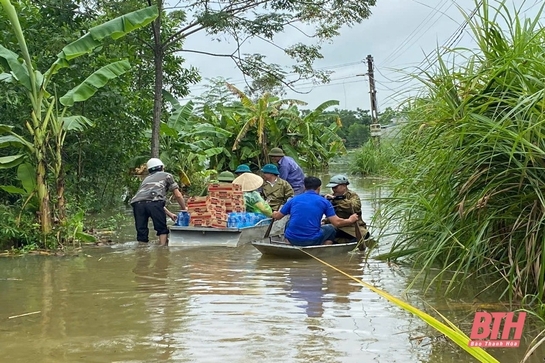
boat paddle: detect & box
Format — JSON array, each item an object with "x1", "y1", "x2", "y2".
[
  {"x1": 351, "y1": 205, "x2": 366, "y2": 251},
  {"x1": 264, "y1": 219, "x2": 275, "y2": 239},
  {"x1": 354, "y1": 219, "x2": 366, "y2": 251},
  {"x1": 264, "y1": 204, "x2": 283, "y2": 239}
]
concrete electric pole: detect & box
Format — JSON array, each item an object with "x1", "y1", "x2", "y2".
[
  {"x1": 366, "y1": 55, "x2": 381, "y2": 146},
  {"x1": 367, "y1": 54, "x2": 382, "y2": 146},
  {"x1": 367, "y1": 55, "x2": 379, "y2": 124}
]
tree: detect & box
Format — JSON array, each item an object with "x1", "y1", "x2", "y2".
[
  {"x1": 346, "y1": 124, "x2": 368, "y2": 148},
  {"x1": 283, "y1": 100, "x2": 346, "y2": 169},
  {"x1": 157, "y1": 97, "x2": 228, "y2": 182},
  {"x1": 321, "y1": 108, "x2": 372, "y2": 147},
  {"x1": 0, "y1": 1, "x2": 158, "y2": 234},
  {"x1": 378, "y1": 106, "x2": 399, "y2": 125},
  {"x1": 97, "y1": 0, "x2": 377, "y2": 158}
]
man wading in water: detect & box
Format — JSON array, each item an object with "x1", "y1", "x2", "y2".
[{"x1": 130, "y1": 158, "x2": 186, "y2": 246}]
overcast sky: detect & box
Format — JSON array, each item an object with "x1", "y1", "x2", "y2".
[{"x1": 179, "y1": 0, "x2": 542, "y2": 112}]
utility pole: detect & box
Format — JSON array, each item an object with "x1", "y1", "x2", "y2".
[
  {"x1": 367, "y1": 55, "x2": 379, "y2": 124},
  {"x1": 366, "y1": 55, "x2": 381, "y2": 146}
]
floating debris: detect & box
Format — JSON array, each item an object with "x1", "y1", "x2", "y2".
[{"x1": 8, "y1": 311, "x2": 41, "y2": 319}]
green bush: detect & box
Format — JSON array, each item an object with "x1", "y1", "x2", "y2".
[{"x1": 0, "y1": 205, "x2": 42, "y2": 250}]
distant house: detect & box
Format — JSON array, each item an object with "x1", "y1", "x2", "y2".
[{"x1": 380, "y1": 117, "x2": 407, "y2": 139}]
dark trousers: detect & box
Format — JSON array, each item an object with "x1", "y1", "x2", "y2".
[{"x1": 132, "y1": 200, "x2": 168, "y2": 243}]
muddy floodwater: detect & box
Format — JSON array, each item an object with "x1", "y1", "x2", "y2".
[{"x1": 2, "y1": 174, "x2": 545, "y2": 362}]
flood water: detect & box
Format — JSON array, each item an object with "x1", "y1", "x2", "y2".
[{"x1": 2, "y1": 173, "x2": 545, "y2": 362}]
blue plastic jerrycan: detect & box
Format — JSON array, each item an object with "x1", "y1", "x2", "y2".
[{"x1": 177, "y1": 211, "x2": 190, "y2": 226}]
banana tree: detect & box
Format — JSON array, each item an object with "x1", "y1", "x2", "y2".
[
  {"x1": 158, "y1": 99, "x2": 228, "y2": 181},
  {"x1": 0, "y1": 1, "x2": 158, "y2": 234},
  {"x1": 296, "y1": 100, "x2": 346, "y2": 169},
  {"x1": 226, "y1": 82, "x2": 307, "y2": 165},
  {"x1": 264, "y1": 100, "x2": 346, "y2": 169},
  {"x1": 197, "y1": 104, "x2": 261, "y2": 171}
]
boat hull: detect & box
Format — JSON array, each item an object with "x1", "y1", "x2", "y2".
[
  {"x1": 251, "y1": 237, "x2": 358, "y2": 258},
  {"x1": 169, "y1": 223, "x2": 272, "y2": 247}
]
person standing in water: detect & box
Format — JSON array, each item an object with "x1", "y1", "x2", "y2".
[{"x1": 130, "y1": 158, "x2": 186, "y2": 246}]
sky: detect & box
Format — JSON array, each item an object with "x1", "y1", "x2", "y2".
[{"x1": 178, "y1": 0, "x2": 542, "y2": 112}]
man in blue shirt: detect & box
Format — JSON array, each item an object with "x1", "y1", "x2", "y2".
[
  {"x1": 268, "y1": 147, "x2": 305, "y2": 195},
  {"x1": 272, "y1": 176, "x2": 359, "y2": 246}
]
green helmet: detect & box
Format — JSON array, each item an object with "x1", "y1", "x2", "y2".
[
  {"x1": 235, "y1": 164, "x2": 251, "y2": 174},
  {"x1": 326, "y1": 174, "x2": 349, "y2": 188},
  {"x1": 217, "y1": 171, "x2": 235, "y2": 182}
]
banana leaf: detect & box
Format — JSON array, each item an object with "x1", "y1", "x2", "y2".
[
  {"x1": 0, "y1": 45, "x2": 30, "y2": 90},
  {"x1": 0, "y1": 72, "x2": 13, "y2": 82},
  {"x1": 46, "y1": 5, "x2": 158, "y2": 77},
  {"x1": 0, "y1": 154, "x2": 25, "y2": 169},
  {"x1": 0, "y1": 135, "x2": 32, "y2": 149},
  {"x1": 17, "y1": 163, "x2": 35, "y2": 194},
  {"x1": 60, "y1": 116, "x2": 94, "y2": 131},
  {"x1": 60, "y1": 60, "x2": 131, "y2": 106},
  {"x1": 0, "y1": 186, "x2": 26, "y2": 194},
  {"x1": 59, "y1": 5, "x2": 158, "y2": 60}
]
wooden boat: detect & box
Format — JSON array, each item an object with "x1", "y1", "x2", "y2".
[
  {"x1": 169, "y1": 219, "x2": 275, "y2": 247},
  {"x1": 251, "y1": 236, "x2": 359, "y2": 258}
]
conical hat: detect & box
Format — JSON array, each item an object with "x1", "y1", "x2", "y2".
[{"x1": 232, "y1": 173, "x2": 264, "y2": 192}]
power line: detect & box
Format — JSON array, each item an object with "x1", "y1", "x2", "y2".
[
  {"x1": 412, "y1": 1, "x2": 481, "y2": 75},
  {"x1": 185, "y1": 1, "x2": 482, "y2": 108},
  {"x1": 381, "y1": 1, "x2": 458, "y2": 68},
  {"x1": 368, "y1": 0, "x2": 482, "y2": 102},
  {"x1": 186, "y1": 60, "x2": 366, "y2": 94},
  {"x1": 379, "y1": 0, "x2": 453, "y2": 68},
  {"x1": 178, "y1": 78, "x2": 368, "y2": 103}
]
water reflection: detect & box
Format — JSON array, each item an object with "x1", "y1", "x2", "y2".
[
  {"x1": 2, "y1": 241, "x2": 545, "y2": 362},
  {"x1": 133, "y1": 246, "x2": 170, "y2": 292},
  {"x1": 132, "y1": 247, "x2": 174, "y2": 360},
  {"x1": 284, "y1": 255, "x2": 371, "y2": 320},
  {"x1": 287, "y1": 265, "x2": 325, "y2": 317}
]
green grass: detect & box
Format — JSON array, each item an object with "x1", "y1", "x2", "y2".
[
  {"x1": 350, "y1": 139, "x2": 399, "y2": 177},
  {"x1": 379, "y1": 0, "x2": 545, "y2": 309}
]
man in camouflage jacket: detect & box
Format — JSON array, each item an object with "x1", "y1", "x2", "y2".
[
  {"x1": 260, "y1": 163, "x2": 293, "y2": 235},
  {"x1": 324, "y1": 175, "x2": 369, "y2": 243},
  {"x1": 260, "y1": 163, "x2": 294, "y2": 211}
]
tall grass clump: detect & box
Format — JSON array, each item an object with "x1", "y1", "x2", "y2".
[
  {"x1": 380, "y1": 0, "x2": 545, "y2": 305},
  {"x1": 350, "y1": 139, "x2": 399, "y2": 176}
]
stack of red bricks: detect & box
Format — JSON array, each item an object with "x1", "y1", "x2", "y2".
[{"x1": 186, "y1": 183, "x2": 245, "y2": 228}]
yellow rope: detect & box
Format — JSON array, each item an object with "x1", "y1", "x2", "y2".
[
  {"x1": 298, "y1": 249, "x2": 499, "y2": 363},
  {"x1": 300, "y1": 249, "x2": 379, "y2": 291}
]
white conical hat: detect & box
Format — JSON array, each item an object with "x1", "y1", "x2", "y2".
[{"x1": 232, "y1": 173, "x2": 264, "y2": 192}]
